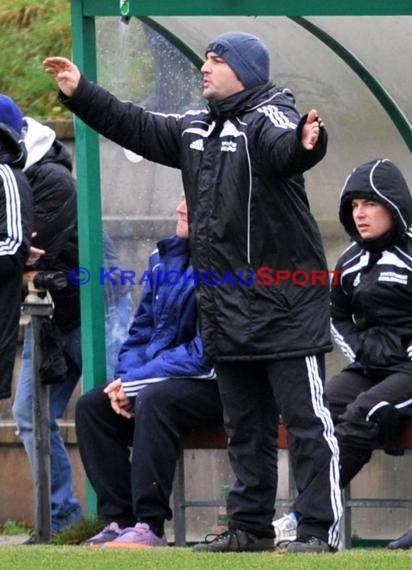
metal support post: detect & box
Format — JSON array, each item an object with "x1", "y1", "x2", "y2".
[{"x1": 21, "y1": 289, "x2": 54, "y2": 543}]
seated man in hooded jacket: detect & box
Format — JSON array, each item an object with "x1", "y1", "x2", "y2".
[
  {"x1": 274, "y1": 159, "x2": 412, "y2": 549},
  {"x1": 329, "y1": 159, "x2": 412, "y2": 550}
]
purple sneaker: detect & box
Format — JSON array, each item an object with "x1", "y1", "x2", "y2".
[
  {"x1": 388, "y1": 528, "x2": 412, "y2": 549},
  {"x1": 103, "y1": 522, "x2": 167, "y2": 548},
  {"x1": 82, "y1": 522, "x2": 122, "y2": 546}
]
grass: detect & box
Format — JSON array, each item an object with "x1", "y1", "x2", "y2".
[
  {"x1": 0, "y1": 520, "x2": 32, "y2": 535},
  {"x1": 0, "y1": 546, "x2": 411, "y2": 570},
  {"x1": 2, "y1": 519, "x2": 411, "y2": 568},
  {"x1": 50, "y1": 517, "x2": 107, "y2": 546}
]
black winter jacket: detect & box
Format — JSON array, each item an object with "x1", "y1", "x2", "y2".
[
  {"x1": 331, "y1": 158, "x2": 412, "y2": 375},
  {"x1": 0, "y1": 123, "x2": 32, "y2": 267},
  {"x1": 24, "y1": 118, "x2": 130, "y2": 334},
  {"x1": 23, "y1": 118, "x2": 80, "y2": 333},
  {"x1": 62, "y1": 78, "x2": 331, "y2": 361},
  {"x1": 0, "y1": 123, "x2": 33, "y2": 398}
]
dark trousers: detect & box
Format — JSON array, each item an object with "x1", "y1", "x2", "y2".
[
  {"x1": 0, "y1": 257, "x2": 24, "y2": 399},
  {"x1": 325, "y1": 369, "x2": 412, "y2": 486},
  {"x1": 216, "y1": 355, "x2": 341, "y2": 548},
  {"x1": 75, "y1": 378, "x2": 222, "y2": 525}
]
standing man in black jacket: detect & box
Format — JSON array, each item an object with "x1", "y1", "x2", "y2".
[
  {"x1": 44, "y1": 31, "x2": 342, "y2": 553},
  {"x1": 0, "y1": 95, "x2": 32, "y2": 401}
]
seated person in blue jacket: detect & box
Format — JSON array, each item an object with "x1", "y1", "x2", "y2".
[
  {"x1": 274, "y1": 159, "x2": 412, "y2": 548},
  {"x1": 76, "y1": 197, "x2": 223, "y2": 547}
]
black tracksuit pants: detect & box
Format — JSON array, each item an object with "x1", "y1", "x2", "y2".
[
  {"x1": 0, "y1": 257, "x2": 25, "y2": 399},
  {"x1": 75, "y1": 378, "x2": 222, "y2": 527},
  {"x1": 325, "y1": 369, "x2": 412, "y2": 487},
  {"x1": 216, "y1": 355, "x2": 342, "y2": 549}
]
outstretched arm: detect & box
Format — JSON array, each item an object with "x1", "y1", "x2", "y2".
[
  {"x1": 43, "y1": 56, "x2": 81, "y2": 97},
  {"x1": 263, "y1": 105, "x2": 327, "y2": 177}
]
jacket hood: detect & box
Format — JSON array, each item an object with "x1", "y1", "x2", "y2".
[
  {"x1": 23, "y1": 116, "x2": 73, "y2": 174},
  {"x1": 0, "y1": 122, "x2": 27, "y2": 168},
  {"x1": 22, "y1": 117, "x2": 56, "y2": 170},
  {"x1": 339, "y1": 159, "x2": 412, "y2": 245}
]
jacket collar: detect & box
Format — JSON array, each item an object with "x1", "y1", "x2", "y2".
[
  {"x1": 206, "y1": 81, "x2": 274, "y2": 119},
  {"x1": 157, "y1": 235, "x2": 189, "y2": 257}
]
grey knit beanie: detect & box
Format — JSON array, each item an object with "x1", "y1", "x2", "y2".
[{"x1": 206, "y1": 32, "x2": 270, "y2": 89}]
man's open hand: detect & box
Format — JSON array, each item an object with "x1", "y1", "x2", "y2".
[{"x1": 43, "y1": 57, "x2": 81, "y2": 97}]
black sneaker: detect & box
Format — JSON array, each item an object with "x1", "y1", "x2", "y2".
[
  {"x1": 22, "y1": 534, "x2": 56, "y2": 545},
  {"x1": 22, "y1": 530, "x2": 58, "y2": 545},
  {"x1": 286, "y1": 535, "x2": 336, "y2": 553},
  {"x1": 192, "y1": 529, "x2": 275, "y2": 553}
]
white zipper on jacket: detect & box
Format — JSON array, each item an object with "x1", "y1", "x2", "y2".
[{"x1": 243, "y1": 132, "x2": 253, "y2": 265}]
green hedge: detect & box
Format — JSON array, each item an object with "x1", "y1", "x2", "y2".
[{"x1": 0, "y1": 0, "x2": 72, "y2": 119}]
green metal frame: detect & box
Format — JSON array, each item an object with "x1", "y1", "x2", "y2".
[
  {"x1": 80, "y1": 1, "x2": 412, "y2": 17},
  {"x1": 70, "y1": 0, "x2": 412, "y2": 511},
  {"x1": 289, "y1": 17, "x2": 412, "y2": 153},
  {"x1": 138, "y1": 16, "x2": 204, "y2": 69},
  {"x1": 71, "y1": 2, "x2": 105, "y2": 389}
]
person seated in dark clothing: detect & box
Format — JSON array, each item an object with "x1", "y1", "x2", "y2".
[
  {"x1": 328, "y1": 159, "x2": 412, "y2": 551},
  {"x1": 274, "y1": 159, "x2": 412, "y2": 549},
  {"x1": 76, "y1": 198, "x2": 223, "y2": 548},
  {"x1": 327, "y1": 159, "x2": 412, "y2": 487}
]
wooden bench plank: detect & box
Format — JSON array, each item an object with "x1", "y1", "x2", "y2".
[
  {"x1": 183, "y1": 419, "x2": 412, "y2": 451},
  {"x1": 401, "y1": 419, "x2": 412, "y2": 449},
  {"x1": 182, "y1": 420, "x2": 289, "y2": 450}
]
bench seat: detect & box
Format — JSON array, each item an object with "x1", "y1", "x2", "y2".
[{"x1": 173, "y1": 419, "x2": 412, "y2": 547}]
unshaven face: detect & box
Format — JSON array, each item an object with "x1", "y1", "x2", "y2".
[{"x1": 201, "y1": 52, "x2": 245, "y2": 101}]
